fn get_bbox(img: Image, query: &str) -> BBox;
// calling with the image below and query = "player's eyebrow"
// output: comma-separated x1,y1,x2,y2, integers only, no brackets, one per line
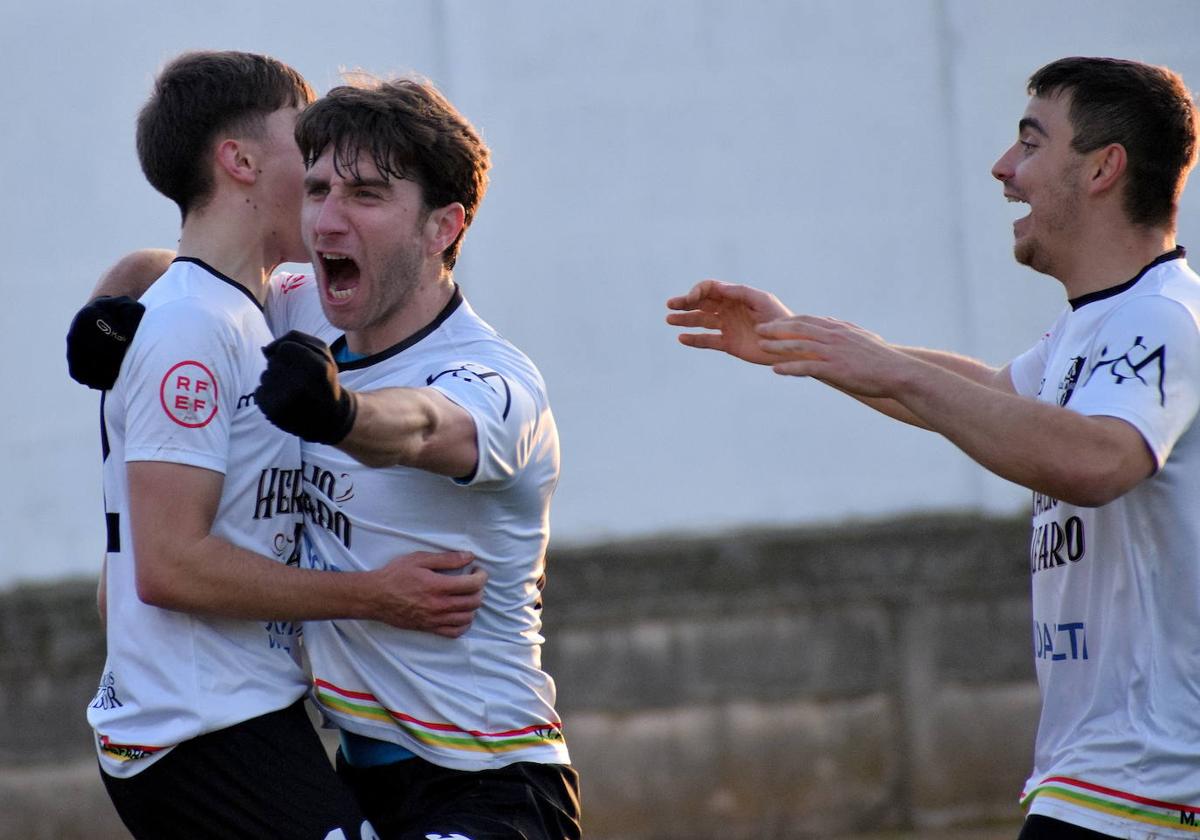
1019,116,1049,137
344,177,392,190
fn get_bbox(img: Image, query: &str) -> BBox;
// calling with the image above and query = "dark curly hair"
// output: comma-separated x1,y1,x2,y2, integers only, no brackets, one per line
295,75,491,270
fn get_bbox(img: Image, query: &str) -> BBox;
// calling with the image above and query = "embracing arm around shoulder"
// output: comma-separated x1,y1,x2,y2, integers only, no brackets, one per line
66,249,177,390
339,387,479,478
90,249,177,301
128,461,484,634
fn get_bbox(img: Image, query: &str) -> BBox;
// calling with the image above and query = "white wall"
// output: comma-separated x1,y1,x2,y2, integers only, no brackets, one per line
4,0,1199,584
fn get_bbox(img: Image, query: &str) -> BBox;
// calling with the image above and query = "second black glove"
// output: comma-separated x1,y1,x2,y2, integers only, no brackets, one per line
255,330,358,444
66,295,145,390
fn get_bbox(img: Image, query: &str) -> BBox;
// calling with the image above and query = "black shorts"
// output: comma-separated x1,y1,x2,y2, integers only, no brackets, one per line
1018,815,1120,839
101,700,377,839
335,749,581,840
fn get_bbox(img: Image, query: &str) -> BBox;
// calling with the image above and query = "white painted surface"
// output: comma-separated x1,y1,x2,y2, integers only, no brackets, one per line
4,0,1199,584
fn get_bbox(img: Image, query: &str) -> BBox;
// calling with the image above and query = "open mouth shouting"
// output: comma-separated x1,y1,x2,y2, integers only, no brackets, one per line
319,252,361,302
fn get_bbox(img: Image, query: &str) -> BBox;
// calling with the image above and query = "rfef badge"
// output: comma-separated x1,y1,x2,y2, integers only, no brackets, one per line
159,360,219,428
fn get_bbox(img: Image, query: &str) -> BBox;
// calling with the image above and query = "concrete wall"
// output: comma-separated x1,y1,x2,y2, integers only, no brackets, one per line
0,514,1038,838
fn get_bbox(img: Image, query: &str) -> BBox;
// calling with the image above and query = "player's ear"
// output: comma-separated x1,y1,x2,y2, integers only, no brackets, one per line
1086,143,1126,197
213,138,258,187
424,202,466,259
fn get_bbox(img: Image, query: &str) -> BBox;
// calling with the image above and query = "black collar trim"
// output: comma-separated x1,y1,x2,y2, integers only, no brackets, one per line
171,256,263,312
332,286,464,371
1068,246,1186,311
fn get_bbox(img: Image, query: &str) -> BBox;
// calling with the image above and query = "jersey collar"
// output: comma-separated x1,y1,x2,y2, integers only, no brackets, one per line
1068,246,1186,311
171,256,265,312
331,285,464,371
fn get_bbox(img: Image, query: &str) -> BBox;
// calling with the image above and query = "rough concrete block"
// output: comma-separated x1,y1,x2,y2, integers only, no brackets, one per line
568,695,900,839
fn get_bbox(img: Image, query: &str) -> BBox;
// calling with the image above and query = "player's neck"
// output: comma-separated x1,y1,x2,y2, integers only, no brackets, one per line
176,194,285,306
345,271,456,356
1054,222,1176,300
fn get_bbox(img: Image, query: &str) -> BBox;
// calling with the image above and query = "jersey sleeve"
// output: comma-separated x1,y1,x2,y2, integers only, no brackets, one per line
1008,313,1064,398
423,360,543,487
264,271,341,343
119,302,239,473
1070,295,1200,467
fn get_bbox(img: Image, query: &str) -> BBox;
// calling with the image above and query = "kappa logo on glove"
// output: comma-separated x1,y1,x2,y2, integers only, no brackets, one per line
160,361,219,428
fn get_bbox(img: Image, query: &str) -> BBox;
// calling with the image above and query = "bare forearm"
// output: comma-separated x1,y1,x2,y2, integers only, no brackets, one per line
894,362,1150,505
840,348,1006,429
137,534,383,622
757,315,1147,503
340,387,477,477
339,387,433,467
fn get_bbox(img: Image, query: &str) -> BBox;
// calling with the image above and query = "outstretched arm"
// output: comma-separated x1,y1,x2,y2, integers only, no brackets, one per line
666,280,1012,427
340,387,478,476
254,331,479,477
757,315,1154,506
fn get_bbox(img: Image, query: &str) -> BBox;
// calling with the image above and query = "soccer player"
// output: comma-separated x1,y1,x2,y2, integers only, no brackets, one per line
88,51,483,839
253,76,581,840
669,57,1200,840
72,74,581,839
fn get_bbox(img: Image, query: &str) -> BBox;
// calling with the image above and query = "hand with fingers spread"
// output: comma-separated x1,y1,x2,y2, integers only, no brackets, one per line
756,315,915,398
666,280,793,365
369,550,487,638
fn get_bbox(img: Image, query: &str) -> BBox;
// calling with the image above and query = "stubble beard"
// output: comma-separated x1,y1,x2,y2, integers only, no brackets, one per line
351,239,425,339
1013,161,1083,277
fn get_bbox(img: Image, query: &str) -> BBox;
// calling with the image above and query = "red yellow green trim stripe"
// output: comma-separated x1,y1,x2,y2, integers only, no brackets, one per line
98,734,166,762
313,678,566,755
1023,776,1200,833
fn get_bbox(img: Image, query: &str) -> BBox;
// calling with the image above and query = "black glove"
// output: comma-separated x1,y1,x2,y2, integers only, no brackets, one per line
255,330,358,444
66,296,146,390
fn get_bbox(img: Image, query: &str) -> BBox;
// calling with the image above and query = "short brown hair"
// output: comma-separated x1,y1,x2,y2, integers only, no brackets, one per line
295,76,491,270
1029,57,1198,230
136,50,314,221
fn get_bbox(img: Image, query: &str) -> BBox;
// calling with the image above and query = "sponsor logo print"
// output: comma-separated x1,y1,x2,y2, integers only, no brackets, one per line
427,365,512,420
159,360,219,427
281,274,308,294
1055,356,1086,406
90,671,123,710
1085,336,1168,405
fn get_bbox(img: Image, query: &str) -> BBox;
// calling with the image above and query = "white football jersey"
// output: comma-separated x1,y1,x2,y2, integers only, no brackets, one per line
91,258,308,778
268,275,570,771
1009,249,1200,837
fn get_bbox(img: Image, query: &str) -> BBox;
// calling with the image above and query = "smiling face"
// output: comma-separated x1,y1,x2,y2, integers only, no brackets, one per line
991,93,1087,277
301,146,433,352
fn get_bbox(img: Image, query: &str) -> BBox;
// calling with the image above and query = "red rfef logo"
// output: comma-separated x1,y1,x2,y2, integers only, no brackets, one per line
159,361,219,428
